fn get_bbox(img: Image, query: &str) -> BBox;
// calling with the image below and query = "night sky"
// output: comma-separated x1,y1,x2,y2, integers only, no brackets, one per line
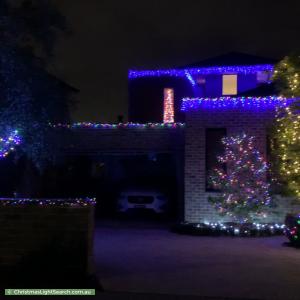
52,0,300,123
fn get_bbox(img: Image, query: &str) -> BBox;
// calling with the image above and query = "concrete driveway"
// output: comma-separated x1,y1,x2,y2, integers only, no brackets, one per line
94,220,300,300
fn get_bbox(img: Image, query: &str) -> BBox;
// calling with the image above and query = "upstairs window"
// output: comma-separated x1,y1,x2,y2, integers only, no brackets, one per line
222,74,237,95
257,71,271,83
196,77,206,85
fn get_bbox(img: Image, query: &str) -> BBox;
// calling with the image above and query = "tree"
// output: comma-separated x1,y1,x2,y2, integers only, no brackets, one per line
271,54,300,199
273,54,300,97
0,0,74,170
208,133,272,222
0,0,67,59
0,130,21,158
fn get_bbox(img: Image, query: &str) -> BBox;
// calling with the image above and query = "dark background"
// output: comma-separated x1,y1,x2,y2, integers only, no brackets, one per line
51,0,300,123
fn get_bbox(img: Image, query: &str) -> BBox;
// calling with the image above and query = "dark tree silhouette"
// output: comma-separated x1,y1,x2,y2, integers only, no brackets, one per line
0,0,75,170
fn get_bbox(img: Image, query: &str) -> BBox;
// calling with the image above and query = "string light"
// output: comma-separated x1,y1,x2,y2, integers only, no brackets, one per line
52,122,185,129
273,56,300,96
163,88,175,123
0,197,96,207
273,104,300,198
0,130,21,158
176,222,285,237
285,214,300,244
208,133,272,222
185,70,196,86
129,65,274,79
181,96,297,111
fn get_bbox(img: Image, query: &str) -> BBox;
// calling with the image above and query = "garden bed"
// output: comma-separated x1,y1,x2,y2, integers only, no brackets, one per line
172,222,285,237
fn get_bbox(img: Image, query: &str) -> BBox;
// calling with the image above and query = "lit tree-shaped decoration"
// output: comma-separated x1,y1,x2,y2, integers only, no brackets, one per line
163,88,174,123
271,54,300,199
208,133,272,222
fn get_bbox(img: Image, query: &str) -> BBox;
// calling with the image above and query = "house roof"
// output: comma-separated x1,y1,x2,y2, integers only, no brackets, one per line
180,52,278,69
128,52,276,79
46,73,79,93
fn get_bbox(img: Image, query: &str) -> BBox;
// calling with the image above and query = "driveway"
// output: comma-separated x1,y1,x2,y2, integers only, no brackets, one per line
94,220,300,300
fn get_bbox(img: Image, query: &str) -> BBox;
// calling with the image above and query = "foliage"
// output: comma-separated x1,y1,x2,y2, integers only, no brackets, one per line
0,0,73,170
273,54,300,97
208,133,272,222
0,0,67,59
0,130,21,158
271,54,300,199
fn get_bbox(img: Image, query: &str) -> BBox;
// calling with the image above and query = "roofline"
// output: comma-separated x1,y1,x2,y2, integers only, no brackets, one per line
181,96,297,111
45,73,80,93
180,51,278,69
128,64,274,79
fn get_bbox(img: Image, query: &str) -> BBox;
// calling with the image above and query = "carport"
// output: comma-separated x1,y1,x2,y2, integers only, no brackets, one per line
56,124,185,220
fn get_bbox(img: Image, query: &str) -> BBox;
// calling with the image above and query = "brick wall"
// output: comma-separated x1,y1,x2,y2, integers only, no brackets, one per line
184,109,300,223
0,201,95,276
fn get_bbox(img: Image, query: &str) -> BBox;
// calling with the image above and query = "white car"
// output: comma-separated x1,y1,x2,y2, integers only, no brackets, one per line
117,189,168,214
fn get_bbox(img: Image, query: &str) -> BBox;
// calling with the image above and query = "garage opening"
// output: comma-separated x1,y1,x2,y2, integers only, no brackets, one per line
39,153,184,222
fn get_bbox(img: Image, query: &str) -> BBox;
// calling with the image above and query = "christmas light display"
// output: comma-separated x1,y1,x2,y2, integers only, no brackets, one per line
273,55,300,97
181,96,296,111
52,122,185,129
0,197,96,207
185,70,196,86
208,133,272,222
174,221,285,237
284,213,300,244
129,64,274,79
271,55,300,199
163,88,175,123
272,103,300,198
0,130,21,158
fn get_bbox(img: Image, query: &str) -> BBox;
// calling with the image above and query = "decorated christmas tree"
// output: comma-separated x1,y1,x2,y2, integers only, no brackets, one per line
208,133,272,222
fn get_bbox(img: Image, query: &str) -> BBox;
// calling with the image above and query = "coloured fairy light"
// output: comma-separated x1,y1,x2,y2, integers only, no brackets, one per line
178,221,285,237
0,130,21,158
184,70,196,86
52,122,185,129
208,133,272,222
285,214,300,244
163,88,175,123
128,64,274,79
0,197,96,207
181,96,297,111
